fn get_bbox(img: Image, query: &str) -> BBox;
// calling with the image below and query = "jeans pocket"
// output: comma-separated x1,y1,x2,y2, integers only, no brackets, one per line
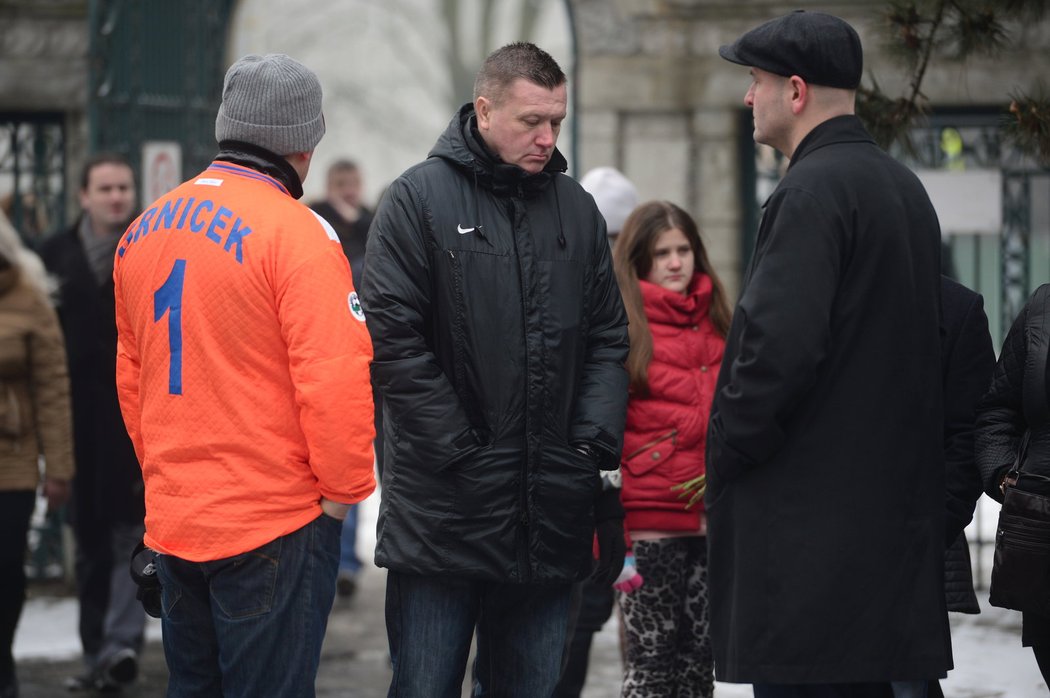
211,539,281,620
160,574,183,618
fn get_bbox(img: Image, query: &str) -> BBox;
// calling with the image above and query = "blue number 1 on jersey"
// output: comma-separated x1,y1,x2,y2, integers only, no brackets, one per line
154,259,186,395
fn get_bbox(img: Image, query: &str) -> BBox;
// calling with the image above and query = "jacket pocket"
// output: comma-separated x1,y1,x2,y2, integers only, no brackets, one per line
0,381,23,438
622,430,677,477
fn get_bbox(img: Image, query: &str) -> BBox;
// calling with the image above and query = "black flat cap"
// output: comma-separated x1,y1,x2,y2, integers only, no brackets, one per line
719,10,863,89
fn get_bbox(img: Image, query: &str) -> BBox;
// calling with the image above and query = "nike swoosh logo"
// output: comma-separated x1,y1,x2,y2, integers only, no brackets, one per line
457,224,475,235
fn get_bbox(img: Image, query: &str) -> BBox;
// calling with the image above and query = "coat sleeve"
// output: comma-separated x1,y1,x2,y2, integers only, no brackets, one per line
276,240,377,505
27,291,75,482
360,177,483,471
975,300,1030,501
942,290,995,544
706,188,841,483
570,209,629,469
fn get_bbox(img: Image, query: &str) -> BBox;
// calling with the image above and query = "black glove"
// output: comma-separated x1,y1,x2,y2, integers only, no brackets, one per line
591,487,627,587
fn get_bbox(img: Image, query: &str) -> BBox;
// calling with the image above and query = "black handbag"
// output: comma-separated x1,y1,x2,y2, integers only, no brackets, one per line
987,455,1050,615
989,284,1050,614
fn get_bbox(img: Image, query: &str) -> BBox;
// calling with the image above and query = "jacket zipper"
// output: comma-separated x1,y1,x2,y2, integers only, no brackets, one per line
512,196,532,583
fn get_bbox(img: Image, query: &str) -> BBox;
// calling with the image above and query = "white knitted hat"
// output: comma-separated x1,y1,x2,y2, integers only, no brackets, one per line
580,167,638,236
215,54,325,155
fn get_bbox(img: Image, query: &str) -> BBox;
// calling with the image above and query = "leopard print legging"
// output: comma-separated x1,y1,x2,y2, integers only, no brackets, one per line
618,536,714,698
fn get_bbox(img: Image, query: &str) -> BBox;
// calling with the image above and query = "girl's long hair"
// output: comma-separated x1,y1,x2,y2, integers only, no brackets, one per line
611,200,731,394
0,208,57,301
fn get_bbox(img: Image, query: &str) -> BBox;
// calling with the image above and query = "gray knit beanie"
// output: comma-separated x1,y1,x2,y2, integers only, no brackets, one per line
215,54,325,155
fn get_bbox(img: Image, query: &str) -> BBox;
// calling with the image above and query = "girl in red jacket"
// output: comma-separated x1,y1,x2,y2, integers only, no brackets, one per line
611,201,730,697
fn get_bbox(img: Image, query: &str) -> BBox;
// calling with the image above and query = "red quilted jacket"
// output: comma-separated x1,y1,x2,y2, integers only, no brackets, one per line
620,273,725,534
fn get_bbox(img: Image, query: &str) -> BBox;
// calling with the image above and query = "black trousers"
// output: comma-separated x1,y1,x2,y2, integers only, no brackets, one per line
0,490,37,685
554,575,615,697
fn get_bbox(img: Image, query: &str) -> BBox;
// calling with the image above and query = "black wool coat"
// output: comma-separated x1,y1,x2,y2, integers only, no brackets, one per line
39,223,144,528
705,115,952,683
940,276,995,613
361,105,629,583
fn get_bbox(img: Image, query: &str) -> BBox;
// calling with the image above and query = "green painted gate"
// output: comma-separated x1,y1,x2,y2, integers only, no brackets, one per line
88,0,236,204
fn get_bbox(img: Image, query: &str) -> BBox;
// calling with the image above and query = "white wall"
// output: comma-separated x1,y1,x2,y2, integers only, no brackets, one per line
228,0,573,206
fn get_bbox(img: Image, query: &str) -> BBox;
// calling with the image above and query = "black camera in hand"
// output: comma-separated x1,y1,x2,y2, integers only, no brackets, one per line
129,541,162,619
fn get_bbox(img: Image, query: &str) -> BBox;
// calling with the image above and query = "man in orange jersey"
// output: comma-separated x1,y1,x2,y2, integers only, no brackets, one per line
112,54,376,697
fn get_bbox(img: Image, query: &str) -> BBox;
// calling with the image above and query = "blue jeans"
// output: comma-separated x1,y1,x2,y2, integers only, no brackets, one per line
339,504,362,575
156,514,341,698
385,571,573,698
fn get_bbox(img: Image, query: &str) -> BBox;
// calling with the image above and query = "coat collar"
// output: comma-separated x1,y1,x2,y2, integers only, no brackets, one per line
428,103,567,198
640,273,713,326
788,114,876,170
214,141,303,199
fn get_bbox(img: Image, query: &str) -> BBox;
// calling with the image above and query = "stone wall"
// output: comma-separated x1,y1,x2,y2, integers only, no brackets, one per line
2,0,1047,283
572,0,1050,295
0,0,89,217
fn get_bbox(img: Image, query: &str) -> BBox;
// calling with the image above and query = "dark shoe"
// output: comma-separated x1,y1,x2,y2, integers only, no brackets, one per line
336,572,358,599
64,668,120,693
101,648,138,687
63,670,97,692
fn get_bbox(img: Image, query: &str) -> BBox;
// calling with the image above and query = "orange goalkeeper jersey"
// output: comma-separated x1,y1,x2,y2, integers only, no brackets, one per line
114,161,376,562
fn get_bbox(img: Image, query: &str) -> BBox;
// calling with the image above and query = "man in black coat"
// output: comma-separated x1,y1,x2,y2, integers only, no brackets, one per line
361,43,629,697
38,153,145,692
707,11,951,695
930,277,995,696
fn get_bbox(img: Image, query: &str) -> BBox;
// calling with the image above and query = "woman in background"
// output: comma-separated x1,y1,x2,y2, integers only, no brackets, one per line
0,210,74,698
975,282,1050,685
611,201,730,697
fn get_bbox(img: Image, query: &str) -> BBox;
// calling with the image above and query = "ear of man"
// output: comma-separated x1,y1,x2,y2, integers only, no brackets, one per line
475,96,492,131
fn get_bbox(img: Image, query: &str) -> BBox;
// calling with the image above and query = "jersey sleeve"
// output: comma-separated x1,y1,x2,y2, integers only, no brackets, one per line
276,224,376,505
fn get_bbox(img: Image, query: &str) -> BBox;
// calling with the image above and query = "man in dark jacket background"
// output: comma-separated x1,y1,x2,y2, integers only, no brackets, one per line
932,276,995,696
361,42,629,697
39,153,145,693
706,11,952,696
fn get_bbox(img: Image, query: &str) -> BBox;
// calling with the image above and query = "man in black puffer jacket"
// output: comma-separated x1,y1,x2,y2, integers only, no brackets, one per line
360,42,629,697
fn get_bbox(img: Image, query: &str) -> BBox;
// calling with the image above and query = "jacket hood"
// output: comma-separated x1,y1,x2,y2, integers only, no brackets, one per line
428,103,568,198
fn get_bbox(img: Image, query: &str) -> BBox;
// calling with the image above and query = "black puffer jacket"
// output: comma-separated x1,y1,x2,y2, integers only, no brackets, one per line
976,284,1050,497
361,104,629,583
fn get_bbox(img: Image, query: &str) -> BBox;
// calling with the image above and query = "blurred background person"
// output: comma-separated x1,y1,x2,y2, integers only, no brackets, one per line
611,201,730,697
38,153,145,692
0,209,74,698
927,276,995,697
580,167,638,249
310,158,379,602
555,166,639,698
311,159,374,285
976,282,1050,685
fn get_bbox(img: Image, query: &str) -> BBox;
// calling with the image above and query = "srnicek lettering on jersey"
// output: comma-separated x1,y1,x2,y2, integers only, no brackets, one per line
117,191,252,264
